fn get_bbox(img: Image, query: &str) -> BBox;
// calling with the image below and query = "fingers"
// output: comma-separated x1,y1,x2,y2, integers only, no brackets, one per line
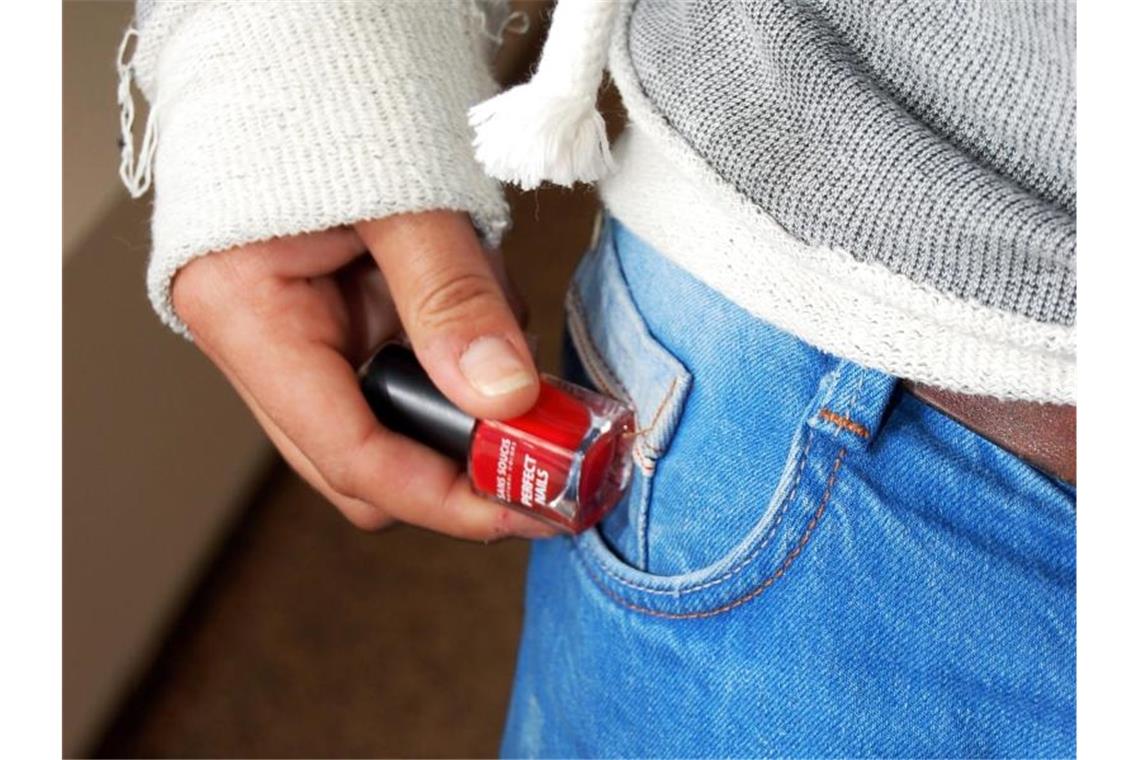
334,256,400,365
218,354,395,532
237,329,552,540
174,228,555,541
356,212,539,421
485,248,530,327
188,281,552,540
256,226,369,279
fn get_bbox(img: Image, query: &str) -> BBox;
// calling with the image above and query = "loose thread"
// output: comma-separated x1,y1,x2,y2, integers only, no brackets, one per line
116,26,157,198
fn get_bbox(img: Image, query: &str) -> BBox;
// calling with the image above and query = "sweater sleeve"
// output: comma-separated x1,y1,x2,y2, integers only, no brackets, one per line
126,0,511,336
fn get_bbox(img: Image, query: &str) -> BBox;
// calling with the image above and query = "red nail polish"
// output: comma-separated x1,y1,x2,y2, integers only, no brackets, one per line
360,344,634,534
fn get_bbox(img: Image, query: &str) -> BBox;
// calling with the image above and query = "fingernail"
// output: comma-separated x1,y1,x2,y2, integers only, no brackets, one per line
514,520,560,540
459,336,535,397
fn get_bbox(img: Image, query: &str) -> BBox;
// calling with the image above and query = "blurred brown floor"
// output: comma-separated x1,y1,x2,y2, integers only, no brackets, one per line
92,184,601,759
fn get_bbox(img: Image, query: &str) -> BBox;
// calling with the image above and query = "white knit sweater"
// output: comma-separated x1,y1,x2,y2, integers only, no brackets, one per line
124,0,1074,403
125,0,511,337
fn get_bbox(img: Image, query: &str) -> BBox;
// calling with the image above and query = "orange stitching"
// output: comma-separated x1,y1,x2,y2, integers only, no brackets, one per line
569,286,677,451
818,409,870,439
632,442,652,472
627,377,680,456
593,430,816,595
567,285,681,465
565,307,653,472
573,324,622,399
567,287,630,399
581,448,847,620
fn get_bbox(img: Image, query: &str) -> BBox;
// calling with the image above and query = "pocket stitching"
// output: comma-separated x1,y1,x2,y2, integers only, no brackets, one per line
565,298,651,473
566,284,631,401
564,294,648,471
577,447,847,619
584,429,817,596
627,376,681,456
566,283,682,472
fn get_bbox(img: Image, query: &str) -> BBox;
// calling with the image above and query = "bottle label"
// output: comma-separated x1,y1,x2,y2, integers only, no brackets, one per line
519,453,551,507
466,378,633,533
481,432,558,508
494,437,514,502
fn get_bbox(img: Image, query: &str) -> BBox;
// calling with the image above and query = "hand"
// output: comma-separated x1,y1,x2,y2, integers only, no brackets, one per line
172,211,555,540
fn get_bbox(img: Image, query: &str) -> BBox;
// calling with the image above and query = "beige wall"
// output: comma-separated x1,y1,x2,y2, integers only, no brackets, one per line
63,2,271,755
63,1,133,256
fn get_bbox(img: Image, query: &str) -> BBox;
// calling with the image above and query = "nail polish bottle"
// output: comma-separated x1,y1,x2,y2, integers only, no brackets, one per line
360,343,635,534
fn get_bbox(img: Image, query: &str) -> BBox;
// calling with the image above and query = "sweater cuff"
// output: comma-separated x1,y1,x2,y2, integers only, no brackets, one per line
132,1,511,336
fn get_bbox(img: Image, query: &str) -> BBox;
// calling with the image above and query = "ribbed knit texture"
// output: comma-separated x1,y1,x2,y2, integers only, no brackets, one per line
130,0,510,336
627,0,1076,327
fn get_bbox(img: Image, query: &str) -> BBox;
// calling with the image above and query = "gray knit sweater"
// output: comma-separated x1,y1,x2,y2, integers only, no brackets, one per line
628,0,1075,326
600,0,1074,401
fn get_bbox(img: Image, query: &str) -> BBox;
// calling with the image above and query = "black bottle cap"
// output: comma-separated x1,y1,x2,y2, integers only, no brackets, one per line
359,343,476,462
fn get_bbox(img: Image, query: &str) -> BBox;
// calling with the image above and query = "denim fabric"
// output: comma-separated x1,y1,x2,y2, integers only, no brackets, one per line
500,217,1075,758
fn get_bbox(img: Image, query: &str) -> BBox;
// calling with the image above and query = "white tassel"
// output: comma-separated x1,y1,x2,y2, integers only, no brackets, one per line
469,0,621,190
117,26,158,198
470,88,611,190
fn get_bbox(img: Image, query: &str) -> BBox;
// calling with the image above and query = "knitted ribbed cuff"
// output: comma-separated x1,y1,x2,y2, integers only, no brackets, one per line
132,1,511,336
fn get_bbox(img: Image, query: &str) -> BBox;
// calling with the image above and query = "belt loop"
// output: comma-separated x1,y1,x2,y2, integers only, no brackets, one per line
807,360,897,451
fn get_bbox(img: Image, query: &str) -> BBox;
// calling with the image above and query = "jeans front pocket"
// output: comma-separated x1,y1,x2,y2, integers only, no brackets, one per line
504,220,1072,759
562,216,898,618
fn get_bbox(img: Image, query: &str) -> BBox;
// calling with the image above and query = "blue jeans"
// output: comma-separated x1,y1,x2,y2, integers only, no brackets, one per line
500,216,1075,758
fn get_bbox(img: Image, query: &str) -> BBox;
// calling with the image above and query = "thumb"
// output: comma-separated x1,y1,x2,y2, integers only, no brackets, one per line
356,211,540,420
